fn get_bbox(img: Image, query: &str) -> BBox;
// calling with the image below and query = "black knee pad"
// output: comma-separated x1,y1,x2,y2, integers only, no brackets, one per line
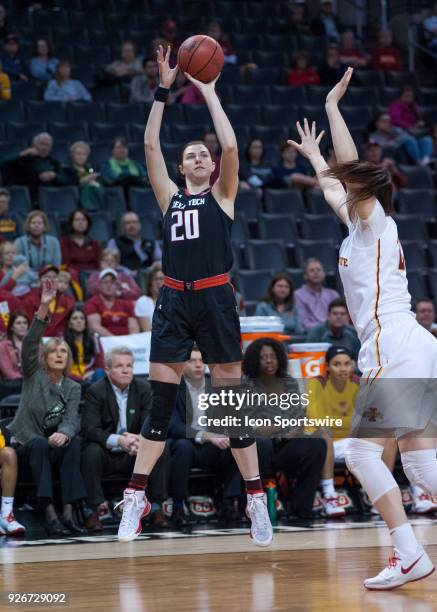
230,436,255,449
141,380,179,442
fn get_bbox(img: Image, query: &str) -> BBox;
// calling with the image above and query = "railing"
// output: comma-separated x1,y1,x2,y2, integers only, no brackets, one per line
407,24,437,76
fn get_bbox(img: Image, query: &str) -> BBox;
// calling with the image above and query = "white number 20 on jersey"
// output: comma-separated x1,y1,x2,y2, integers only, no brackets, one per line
171,210,200,242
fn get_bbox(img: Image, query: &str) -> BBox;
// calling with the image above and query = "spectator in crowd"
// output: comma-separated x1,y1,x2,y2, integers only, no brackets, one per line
86,249,142,301
44,60,91,102
22,265,74,337
415,298,437,338
255,273,304,335
0,58,10,99
168,346,242,525
0,242,35,295
422,1,437,53
61,210,102,279
272,142,319,190
57,270,73,298
0,188,20,241
371,29,402,71
15,210,61,273
0,4,9,40
282,3,311,35
64,308,103,383
85,268,139,337
306,346,359,517
338,30,367,68
0,311,28,384
371,110,433,167
363,140,408,195
130,58,159,104
8,278,86,536
389,87,433,164
1,132,66,191
81,346,168,529
159,18,181,65
295,258,340,331
29,38,59,81
244,338,327,519
0,285,20,339
100,138,148,190
203,131,220,185
105,40,143,82
206,21,237,64
0,421,26,535
0,33,28,81
239,138,273,191
311,1,343,41
180,80,205,105
64,141,103,211
307,298,361,361
288,51,320,87
318,44,344,86
107,211,159,272
135,266,164,332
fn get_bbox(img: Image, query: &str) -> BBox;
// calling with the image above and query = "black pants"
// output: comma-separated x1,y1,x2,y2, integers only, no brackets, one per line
81,441,169,509
17,435,86,506
168,438,242,503
256,436,327,518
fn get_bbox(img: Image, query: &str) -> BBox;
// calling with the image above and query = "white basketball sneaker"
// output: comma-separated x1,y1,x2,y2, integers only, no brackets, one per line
0,512,25,536
116,489,151,542
322,496,346,518
364,547,435,590
412,492,435,515
246,493,273,547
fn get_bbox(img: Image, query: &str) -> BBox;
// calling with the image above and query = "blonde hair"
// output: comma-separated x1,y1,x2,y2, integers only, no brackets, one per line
58,270,72,283
40,338,73,376
100,248,120,265
24,210,49,234
70,141,90,157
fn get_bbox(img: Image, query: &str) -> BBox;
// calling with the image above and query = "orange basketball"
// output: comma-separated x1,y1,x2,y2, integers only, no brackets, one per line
177,34,224,83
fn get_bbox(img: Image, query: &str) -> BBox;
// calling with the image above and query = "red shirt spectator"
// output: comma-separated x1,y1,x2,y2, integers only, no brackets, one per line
0,311,29,380
371,30,402,71
86,249,141,301
0,287,20,338
61,210,102,274
288,52,320,87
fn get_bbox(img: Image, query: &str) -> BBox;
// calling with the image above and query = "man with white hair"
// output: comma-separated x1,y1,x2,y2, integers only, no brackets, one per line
81,346,168,530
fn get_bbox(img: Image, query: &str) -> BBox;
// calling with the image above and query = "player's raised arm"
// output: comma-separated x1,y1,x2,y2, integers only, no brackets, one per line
325,67,358,163
184,72,238,218
289,119,348,224
144,45,179,214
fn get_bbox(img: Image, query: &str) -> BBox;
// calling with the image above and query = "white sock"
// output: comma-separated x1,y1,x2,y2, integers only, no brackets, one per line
390,522,420,558
321,478,336,498
1,496,13,518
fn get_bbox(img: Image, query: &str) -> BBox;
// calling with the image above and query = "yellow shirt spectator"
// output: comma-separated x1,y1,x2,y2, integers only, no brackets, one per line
0,71,11,100
306,375,358,439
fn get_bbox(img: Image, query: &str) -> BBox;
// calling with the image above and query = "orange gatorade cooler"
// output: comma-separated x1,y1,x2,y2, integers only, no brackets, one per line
240,317,291,351
288,343,332,379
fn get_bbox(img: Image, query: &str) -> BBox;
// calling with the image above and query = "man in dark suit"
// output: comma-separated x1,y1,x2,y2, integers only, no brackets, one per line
81,346,167,530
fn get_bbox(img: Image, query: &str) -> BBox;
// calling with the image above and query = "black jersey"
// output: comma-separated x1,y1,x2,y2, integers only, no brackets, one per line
162,188,234,281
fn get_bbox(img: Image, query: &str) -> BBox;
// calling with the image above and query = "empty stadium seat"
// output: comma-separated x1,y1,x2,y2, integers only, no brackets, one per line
295,239,338,273
184,105,213,125
129,187,162,218
394,215,429,242
428,241,437,268
48,122,89,142
171,124,210,144
407,270,429,302
231,215,249,245
343,86,380,107
233,85,271,105
235,190,262,221
339,106,372,131
263,105,298,127
264,189,304,218
246,68,280,86
353,70,385,88
285,268,304,288
300,214,344,245
87,212,113,242
6,122,43,143
0,101,25,122
306,86,332,105
137,214,161,241
428,269,437,300
101,186,127,216
245,239,288,270
398,166,434,190
401,241,427,270
306,189,329,214
39,186,79,217
251,124,288,144
26,101,67,123
67,102,106,123
106,103,145,125
90,143,113,167
8,186,32,215
226,105,262,126
270,86,307,106
258,213,298,242
398,189,436,218
385,71,417,88
235,269,273,301
90,123,130,142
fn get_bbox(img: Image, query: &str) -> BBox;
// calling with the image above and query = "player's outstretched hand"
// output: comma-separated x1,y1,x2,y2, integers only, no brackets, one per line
288,118,324,161
326,66,353,106
184,71,220,95
157,44,178,89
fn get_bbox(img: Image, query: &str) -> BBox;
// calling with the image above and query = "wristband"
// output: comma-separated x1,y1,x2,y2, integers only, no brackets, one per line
154,86,170,103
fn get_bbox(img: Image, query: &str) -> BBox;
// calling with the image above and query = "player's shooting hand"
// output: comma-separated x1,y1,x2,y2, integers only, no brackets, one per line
157,44,178,89
326,66,353,106
288,118,324,161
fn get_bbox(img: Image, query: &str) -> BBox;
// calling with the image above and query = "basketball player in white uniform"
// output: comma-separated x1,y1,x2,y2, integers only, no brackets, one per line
289,67,437,590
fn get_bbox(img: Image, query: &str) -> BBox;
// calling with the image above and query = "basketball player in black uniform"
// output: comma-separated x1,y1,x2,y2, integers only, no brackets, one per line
117,45,273,546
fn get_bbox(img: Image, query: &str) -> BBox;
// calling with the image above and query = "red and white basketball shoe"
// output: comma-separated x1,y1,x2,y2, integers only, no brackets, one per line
364,547,435,590
116,489,151,542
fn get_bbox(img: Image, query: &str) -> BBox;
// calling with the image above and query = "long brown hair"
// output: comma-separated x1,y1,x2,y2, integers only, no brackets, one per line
263,273,295,310
322,160,393,222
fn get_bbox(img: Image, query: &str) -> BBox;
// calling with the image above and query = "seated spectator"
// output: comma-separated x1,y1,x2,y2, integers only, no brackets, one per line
8,277,86,536
135,265,164,332
104,40,142,82
318,44,344,86
239,138,273,191
168,346,242,525
371,30,402,71
0,242,36,295
159,18,181,66
1,132,67,191
338,30,367,68
0,188,20,241
389,87,433,164
86,249,141,301
203,131,220,186
363,140,408,195
0,33,28,81
311,1,343,41
295,258,340,331
307,298,361,361
84,268,139,337
306,346,358,517
244,338,327,519
107,211,159,273
272,142,318,190
29,38,59,81
57,270,74,298
0,310,28,382
100,138,148,190
370,111,433,166
415,298,437,338
423,1,437,53
206,21,237,65
0,4,8,40
0,285,20,339
64,141,103,211
21,265,74,337
288,51,320,87
180,81,205,105
281,3,311,35
255,273,304,335
44,60,91,102
64,308,103,383
0,58,10,99
61,210,102,280
15,210,61,273
130,58,159,104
